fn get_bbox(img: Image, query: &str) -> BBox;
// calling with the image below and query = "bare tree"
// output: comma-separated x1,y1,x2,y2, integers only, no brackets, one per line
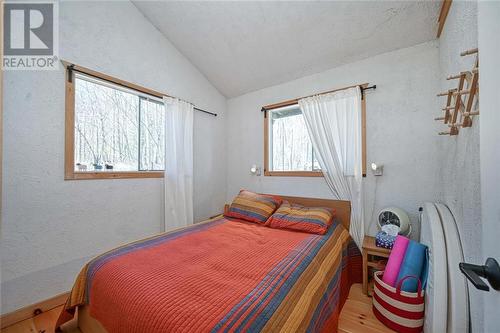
74,78,164,172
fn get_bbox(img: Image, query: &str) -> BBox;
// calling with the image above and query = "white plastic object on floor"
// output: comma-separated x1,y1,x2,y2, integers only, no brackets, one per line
435,203,469,333
419,202,448,333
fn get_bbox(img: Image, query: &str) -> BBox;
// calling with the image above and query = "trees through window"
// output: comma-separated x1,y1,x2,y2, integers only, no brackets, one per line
266,105,321,175
73,74,165,173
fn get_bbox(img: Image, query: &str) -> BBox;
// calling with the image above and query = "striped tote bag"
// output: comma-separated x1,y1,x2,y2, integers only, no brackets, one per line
372,271,425,333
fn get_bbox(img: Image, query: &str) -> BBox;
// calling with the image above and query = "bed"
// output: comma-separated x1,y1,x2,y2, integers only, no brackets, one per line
56,195,362,333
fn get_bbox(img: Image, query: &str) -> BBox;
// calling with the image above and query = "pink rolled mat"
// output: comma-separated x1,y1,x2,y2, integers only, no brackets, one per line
382,235,410,287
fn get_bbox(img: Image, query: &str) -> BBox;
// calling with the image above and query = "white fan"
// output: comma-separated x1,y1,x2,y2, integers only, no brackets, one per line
377,207,411,236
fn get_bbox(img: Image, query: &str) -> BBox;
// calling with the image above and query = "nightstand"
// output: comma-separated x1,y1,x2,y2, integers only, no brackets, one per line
362,236,392,295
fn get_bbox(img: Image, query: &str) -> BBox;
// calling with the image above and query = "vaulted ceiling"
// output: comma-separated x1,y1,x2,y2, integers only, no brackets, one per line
134,1,441,98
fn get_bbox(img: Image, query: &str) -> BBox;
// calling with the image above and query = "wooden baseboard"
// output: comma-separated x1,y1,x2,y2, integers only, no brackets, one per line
0,291,69,329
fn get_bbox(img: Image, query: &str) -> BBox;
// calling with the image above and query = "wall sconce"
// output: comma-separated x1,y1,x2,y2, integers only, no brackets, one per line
250,164,261,176
371,162,384,176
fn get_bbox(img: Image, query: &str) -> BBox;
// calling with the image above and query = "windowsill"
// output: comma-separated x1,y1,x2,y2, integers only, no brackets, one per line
65,171,164,180
264,171,367,178
264,171,324,177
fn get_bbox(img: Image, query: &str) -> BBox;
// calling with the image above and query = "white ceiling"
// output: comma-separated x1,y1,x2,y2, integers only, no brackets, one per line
134,1,441,98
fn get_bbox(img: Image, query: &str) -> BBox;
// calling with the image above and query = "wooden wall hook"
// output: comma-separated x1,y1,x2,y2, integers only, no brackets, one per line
453,89,471,96
461,48,478,56
437,88,457,96
447,72,468,80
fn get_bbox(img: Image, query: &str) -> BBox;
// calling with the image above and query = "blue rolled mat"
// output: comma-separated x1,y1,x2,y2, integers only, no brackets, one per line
420,248,430,290
396,240,428,292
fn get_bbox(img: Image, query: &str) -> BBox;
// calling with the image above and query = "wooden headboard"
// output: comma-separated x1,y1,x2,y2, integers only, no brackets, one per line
225,194,351,231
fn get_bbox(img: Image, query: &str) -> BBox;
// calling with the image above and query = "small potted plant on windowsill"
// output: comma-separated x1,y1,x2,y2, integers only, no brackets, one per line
93,156,103,170
76,163,88,171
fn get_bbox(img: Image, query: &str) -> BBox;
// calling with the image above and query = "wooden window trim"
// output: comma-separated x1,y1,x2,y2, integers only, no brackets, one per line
263,84,367,177
264,170,324,177
64,61,164,180
437,0,452,38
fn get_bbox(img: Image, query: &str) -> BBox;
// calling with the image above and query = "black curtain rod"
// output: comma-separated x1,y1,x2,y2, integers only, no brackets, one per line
67,64,217,117
194,107,217,117
360,85,376,99
261,84,377,112
360,85,377,93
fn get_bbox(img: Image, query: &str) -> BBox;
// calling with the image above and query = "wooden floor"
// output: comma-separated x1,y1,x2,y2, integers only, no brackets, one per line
338,283,395,333
1,306,80,333
2,284,392,333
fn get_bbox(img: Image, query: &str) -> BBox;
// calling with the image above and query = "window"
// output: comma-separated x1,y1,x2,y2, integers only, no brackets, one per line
65,63,165,180
265,105,322,176
264,97,366,177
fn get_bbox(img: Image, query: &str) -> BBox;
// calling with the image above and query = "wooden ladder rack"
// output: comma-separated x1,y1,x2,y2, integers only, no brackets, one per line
435,48,479,136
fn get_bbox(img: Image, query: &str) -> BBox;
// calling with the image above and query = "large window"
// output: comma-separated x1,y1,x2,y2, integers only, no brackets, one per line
65,64,165,180
266,105,321,175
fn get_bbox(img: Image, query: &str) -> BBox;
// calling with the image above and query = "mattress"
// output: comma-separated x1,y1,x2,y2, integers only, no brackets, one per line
56,215,361,332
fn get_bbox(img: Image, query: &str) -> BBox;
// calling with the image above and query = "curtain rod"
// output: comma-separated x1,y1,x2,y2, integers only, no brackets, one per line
64,61,217,117
261,83,377,112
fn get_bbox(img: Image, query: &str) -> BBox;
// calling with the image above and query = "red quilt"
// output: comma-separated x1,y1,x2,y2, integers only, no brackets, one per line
57,216,361,332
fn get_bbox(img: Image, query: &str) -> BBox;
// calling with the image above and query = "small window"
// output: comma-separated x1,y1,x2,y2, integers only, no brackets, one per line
65,65,165,180
264,101,366,177
265,105,322,177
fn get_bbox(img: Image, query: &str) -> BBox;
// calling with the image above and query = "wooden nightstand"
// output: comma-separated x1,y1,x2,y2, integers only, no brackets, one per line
362,236,392,295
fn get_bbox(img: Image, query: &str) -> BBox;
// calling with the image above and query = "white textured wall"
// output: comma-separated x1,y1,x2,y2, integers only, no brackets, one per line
226,41,441,238
1,1,227,314
478,1,500,331
437,2,482,331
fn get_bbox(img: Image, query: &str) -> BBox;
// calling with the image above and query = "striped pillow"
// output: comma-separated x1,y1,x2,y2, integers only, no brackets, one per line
224,190,282,224
266,201,335,235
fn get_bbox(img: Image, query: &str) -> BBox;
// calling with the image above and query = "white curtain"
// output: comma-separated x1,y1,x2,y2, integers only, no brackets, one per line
163,97,194,231
298,87,364,247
